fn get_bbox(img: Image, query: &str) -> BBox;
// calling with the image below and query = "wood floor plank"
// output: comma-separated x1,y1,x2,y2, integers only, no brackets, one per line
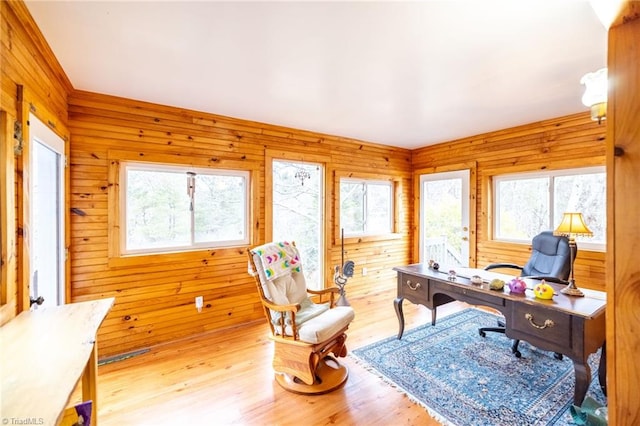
70,287,469,425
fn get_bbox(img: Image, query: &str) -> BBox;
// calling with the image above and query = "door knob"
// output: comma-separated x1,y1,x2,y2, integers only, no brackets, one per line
30,296,44,307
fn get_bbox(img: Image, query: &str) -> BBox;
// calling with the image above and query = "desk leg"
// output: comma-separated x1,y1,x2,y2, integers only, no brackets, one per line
598,342,607,396
394,297,405,339
82,344,98,426
572,358,591,406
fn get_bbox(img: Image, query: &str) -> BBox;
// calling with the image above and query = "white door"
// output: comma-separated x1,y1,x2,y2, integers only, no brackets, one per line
271,160,324,290
29,114,65,308
420,170,470,267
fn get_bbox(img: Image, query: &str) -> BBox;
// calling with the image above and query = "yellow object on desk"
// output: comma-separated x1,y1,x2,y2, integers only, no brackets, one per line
534,281,556,300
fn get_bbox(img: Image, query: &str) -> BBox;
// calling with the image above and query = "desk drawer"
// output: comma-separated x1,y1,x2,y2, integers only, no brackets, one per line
398,273,429,305
442,284,504,308
511,304,570,345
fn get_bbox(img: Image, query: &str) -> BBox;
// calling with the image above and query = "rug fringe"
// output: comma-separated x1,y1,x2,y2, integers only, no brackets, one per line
350,352,457,426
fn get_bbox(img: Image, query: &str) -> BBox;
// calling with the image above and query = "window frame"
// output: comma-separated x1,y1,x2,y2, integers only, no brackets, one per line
333,170,402,244
106,150,259,269
340,177,393,237
118,160,251,256
492,166,606,251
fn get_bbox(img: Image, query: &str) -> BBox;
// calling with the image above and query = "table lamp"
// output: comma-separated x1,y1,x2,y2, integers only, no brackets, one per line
553,212,593,297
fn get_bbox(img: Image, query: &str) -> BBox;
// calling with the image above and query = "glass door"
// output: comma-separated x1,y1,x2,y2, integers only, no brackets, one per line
271,160,323,290
29,114,65,308
420,169,470,267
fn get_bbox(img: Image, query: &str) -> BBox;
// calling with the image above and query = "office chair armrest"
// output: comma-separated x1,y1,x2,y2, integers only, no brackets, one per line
484,263,524,272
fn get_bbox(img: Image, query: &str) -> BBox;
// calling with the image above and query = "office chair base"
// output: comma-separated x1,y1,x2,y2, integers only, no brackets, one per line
478,325,522,357
479,327,564,360
275,356,348,395
478,327,505,338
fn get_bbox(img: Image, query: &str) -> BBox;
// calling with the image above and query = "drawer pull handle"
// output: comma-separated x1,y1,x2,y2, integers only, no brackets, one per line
525,313,555,330
406,280,421,291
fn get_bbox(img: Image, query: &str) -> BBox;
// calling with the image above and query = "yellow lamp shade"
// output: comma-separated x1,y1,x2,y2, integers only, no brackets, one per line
554,212,593,237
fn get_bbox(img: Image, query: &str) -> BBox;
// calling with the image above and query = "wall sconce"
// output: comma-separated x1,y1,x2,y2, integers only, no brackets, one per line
580,68,607,124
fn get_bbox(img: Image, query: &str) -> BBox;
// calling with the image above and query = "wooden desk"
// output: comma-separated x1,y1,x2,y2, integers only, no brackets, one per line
1,298,114,425
393,264,606,406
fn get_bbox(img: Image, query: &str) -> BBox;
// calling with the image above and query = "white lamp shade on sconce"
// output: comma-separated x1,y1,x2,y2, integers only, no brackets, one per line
581,68,608,107
580,68,607,123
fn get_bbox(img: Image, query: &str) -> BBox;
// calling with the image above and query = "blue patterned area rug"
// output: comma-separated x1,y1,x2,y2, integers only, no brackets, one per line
352,308,605,426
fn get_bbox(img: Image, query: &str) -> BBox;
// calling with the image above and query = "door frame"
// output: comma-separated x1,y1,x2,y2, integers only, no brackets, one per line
413,162,477,266
0,111,18,323
17,87,70,311
29,113,66,306
265,149,330,288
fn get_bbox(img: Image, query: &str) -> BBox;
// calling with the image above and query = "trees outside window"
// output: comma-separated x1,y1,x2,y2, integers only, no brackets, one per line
494,167,605,249
122,162,249,254
340,179,392,236
272,160,323,289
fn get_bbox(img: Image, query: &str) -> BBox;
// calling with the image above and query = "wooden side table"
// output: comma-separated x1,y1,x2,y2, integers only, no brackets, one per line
1,298,114,425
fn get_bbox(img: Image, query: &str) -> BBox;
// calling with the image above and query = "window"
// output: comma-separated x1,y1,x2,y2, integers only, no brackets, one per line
494,167,605,250
271,159,324,289
121,162,249,254
340,179,392,236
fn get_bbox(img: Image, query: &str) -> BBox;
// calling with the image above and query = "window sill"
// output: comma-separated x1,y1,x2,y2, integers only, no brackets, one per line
340,233,403,245
107,246,247,269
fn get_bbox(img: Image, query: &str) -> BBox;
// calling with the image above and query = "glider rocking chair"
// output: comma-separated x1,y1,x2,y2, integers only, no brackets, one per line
248,241,355,394
479,231,574,358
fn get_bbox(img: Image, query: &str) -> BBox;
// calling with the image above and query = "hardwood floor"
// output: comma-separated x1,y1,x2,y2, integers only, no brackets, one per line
80,288,470,425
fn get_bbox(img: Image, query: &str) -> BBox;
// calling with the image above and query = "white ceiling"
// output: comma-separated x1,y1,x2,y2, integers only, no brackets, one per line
25,1,607,149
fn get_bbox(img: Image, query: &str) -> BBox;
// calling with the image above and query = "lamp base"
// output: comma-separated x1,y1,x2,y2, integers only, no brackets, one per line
561,280,585,297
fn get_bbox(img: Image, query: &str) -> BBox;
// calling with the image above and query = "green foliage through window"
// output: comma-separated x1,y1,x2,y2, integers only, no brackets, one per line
272,161,322,289
340,179,392,236
122,162,249,254
494,167,605,249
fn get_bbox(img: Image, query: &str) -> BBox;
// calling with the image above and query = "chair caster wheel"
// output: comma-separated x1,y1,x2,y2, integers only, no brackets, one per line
554,352,563,360
479,330,486,338
514,350,522,358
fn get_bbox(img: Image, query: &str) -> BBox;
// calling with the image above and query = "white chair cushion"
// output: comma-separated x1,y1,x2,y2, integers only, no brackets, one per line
297,306,355,344
271,298,330,327
266,272,307,305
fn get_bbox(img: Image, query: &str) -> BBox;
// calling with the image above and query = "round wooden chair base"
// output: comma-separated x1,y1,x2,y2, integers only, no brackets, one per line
275,357,348,395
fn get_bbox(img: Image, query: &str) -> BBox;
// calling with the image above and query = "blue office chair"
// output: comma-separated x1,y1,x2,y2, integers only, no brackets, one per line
478,231,574,358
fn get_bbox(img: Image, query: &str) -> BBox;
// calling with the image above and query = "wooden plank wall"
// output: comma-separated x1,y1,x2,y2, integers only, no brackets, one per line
0,0,71,323
67,90,413,357
412,113,607,291
3,0,608,360
0,1,70,120
607,3,640,424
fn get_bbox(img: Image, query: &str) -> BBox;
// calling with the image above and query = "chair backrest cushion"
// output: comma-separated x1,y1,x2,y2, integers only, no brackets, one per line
522,231,573,280
266,271,308,306
250,242,330,329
